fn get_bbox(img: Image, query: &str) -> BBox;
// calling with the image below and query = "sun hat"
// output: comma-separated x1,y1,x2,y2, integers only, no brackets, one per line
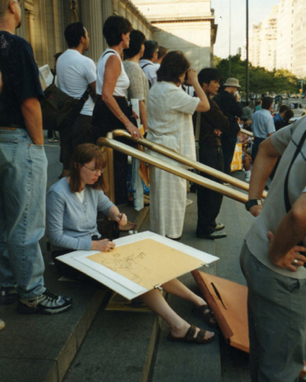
223,78,241,88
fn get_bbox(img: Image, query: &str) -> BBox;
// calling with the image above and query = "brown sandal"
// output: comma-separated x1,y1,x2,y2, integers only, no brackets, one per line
167,325,214,344
194,304,217,328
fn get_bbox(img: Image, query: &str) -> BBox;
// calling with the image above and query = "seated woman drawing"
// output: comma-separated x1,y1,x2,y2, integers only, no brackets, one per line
46,143,216,344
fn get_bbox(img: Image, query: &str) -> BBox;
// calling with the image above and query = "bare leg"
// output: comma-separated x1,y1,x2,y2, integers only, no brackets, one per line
139,289,214,339
161,279,217,327
161,279,206,308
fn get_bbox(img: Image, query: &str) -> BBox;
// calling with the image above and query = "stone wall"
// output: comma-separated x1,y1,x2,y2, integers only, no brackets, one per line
16,0,153,68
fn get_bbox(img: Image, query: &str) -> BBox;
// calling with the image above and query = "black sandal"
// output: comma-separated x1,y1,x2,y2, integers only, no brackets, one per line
193,304,218,328
167,325,214,344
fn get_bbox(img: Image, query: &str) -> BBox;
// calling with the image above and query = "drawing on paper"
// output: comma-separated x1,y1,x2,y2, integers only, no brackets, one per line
87,238,203,290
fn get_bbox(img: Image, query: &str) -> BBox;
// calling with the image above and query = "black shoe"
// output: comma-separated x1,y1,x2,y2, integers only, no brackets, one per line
0,286,18,305
214,223,225,231
18,289,72,315
197,231,227,240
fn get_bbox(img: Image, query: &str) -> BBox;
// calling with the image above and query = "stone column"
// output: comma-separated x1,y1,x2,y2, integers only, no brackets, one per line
81,0,104,63
16,1,27,39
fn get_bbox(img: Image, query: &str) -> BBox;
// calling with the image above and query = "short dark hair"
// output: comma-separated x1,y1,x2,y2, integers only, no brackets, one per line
157,51,190,83
103,16,133,47
245,101,250,107
124,30,146,59
54,52,63,60
262,97,273,110
142,40,159,60
284,109,294,123
279,104,289,114
198,68,221,86
64,22,85,48
158,46,168,60
69,144,108,193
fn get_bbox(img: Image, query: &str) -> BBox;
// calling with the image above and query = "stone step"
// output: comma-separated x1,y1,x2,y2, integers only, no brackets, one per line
0,262,110,382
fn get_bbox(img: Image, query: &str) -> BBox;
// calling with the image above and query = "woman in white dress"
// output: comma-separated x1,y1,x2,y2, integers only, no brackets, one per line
147,51,210,239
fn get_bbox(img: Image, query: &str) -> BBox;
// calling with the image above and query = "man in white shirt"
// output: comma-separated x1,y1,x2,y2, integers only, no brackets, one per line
57,22,96,176
251,96,275,162
139,40,159,87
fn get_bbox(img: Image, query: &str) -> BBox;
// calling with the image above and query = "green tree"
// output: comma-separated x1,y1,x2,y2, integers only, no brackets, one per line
214,55,299,95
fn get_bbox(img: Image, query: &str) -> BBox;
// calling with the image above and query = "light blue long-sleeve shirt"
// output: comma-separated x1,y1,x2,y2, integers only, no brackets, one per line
46,178,114,251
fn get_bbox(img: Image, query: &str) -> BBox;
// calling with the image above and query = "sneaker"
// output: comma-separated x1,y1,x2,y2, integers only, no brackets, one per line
214,223,225,231
197,231,227,240
17,290,72,315
0,286,18,305
0,319,5,331
48,138,59,143
186,198,193,208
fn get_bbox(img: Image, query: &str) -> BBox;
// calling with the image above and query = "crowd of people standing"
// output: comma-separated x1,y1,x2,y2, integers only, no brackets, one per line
2,3,306,381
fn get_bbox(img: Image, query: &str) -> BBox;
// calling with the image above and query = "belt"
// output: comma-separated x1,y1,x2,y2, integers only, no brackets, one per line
0,127,17,130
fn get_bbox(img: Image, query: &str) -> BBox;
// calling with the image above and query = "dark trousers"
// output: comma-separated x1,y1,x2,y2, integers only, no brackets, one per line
60,114,94,170
222,139,236,175
240,242,306,382
197,145,224,235
91,98,136,205
251,137,265,163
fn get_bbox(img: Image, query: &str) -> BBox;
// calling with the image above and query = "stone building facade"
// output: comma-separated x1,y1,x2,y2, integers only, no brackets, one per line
132,0,217,71
16,0,216,72
17,0,153,68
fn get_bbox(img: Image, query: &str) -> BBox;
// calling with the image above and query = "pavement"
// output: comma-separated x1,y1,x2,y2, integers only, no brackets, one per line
0,133,254,382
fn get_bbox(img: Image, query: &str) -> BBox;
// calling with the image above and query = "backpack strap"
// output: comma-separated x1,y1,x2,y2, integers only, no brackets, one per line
284,128,306,213
141,62,153,69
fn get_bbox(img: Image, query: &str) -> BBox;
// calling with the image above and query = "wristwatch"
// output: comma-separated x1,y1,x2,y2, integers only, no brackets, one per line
245,199,263,211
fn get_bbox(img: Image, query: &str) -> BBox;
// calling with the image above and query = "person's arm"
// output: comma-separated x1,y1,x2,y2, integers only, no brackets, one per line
89,81,97,103
266,115,276,137
248,137,280,217
206,102,229,133
97,191,127,226
108,205,127,226
186,69,210,113
46,190,92,250
139,100,148,130
102,56,142,140
21,98,44,145
267,193,306,271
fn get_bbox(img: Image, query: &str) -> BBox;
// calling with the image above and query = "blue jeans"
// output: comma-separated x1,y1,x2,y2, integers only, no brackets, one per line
0,128,47,298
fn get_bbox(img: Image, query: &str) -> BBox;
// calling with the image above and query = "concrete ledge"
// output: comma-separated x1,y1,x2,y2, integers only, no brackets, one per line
0,263,110,382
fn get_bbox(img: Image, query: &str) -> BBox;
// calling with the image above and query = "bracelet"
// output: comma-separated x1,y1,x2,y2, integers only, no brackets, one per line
118,113,124,120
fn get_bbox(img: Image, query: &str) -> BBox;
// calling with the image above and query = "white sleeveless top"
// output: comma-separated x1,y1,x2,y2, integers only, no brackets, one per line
96,49,130,97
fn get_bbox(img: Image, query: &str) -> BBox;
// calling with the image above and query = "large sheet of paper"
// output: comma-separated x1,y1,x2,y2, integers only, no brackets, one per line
58,231,219,300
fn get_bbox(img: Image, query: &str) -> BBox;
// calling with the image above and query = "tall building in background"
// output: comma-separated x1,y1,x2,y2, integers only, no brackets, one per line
250,24,261,67
292,0,306,78
249,0,306,79
131,0,217,71
250,5,278,71
276,0,294,72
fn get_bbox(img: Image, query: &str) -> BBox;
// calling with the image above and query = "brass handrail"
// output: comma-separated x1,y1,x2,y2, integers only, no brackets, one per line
107,129,266,198
97,136,248,204
240,128,253,137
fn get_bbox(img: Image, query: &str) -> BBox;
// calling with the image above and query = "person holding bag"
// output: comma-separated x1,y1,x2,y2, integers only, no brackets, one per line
91,16,143,205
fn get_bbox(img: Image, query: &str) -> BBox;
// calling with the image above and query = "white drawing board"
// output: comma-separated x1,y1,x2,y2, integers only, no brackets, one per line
58,231,219,300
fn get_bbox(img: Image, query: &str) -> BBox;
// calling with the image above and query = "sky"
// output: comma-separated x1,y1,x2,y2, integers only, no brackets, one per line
211,0,280,58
